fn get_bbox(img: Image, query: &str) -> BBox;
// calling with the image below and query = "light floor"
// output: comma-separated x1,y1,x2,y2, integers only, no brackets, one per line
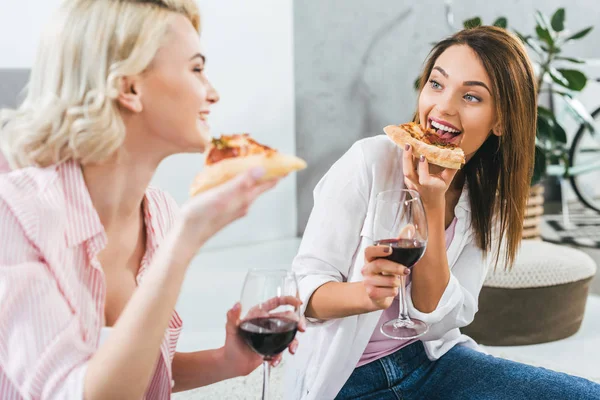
174,239,600,399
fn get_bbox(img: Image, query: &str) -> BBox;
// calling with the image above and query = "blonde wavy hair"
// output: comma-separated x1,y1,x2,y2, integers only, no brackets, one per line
0,0,200,169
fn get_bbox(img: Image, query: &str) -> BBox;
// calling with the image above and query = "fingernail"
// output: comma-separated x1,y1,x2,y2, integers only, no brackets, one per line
233,303,241,311
292,343,298,353
250,167,266,179
404,269,411,275
405,144,410,151
419,155,425,163
383,246,391,254
273,359,281,367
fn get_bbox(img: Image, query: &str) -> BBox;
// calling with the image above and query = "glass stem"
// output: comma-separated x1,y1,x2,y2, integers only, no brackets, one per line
398,274,412,322
261,360,270,400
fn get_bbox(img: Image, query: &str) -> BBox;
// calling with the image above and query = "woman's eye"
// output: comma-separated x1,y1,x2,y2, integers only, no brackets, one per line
464,94,481,103
429,79,442,90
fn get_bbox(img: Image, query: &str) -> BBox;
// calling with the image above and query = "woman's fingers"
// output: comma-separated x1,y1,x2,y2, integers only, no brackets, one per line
363,273,403,288
362,258,410,277
417,155,430,185
364,245,392,263
402,144,419,185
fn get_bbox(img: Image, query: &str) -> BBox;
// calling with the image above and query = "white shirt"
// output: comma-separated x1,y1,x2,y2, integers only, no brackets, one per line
285,135,492,400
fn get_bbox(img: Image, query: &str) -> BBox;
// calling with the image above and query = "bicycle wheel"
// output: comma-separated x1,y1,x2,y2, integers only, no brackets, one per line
569,106,600,212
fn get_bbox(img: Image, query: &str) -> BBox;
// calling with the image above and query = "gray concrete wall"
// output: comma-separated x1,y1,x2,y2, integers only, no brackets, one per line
294,0,600,234
0,69,29,108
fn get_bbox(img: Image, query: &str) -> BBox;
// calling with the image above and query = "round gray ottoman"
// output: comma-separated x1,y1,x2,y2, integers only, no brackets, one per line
462,240,597,346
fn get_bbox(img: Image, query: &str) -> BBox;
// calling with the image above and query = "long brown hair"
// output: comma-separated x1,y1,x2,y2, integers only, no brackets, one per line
416,26,537,269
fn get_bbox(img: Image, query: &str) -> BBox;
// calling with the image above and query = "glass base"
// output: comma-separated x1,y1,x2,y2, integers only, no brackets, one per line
380,318,429,340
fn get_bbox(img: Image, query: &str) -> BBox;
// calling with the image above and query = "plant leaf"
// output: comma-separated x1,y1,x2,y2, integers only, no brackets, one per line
548,67,587,91
537,113,554,141
536,25,554,47
536,108,567,145
556,69,587,91
537,106,554,119
550,8,565,32
540,44,561,54
535,11,551,31
493,17,508,29
555,56,586,64
548,67,569,87
566,26,593,41
552,119,568,144
550,89,573,98
414,76,421,91
532,145,547,185
463,17,482,29
526,39,545,56
514,30,531,44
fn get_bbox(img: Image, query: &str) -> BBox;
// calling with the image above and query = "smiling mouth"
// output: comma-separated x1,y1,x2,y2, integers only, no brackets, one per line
427,118,463,145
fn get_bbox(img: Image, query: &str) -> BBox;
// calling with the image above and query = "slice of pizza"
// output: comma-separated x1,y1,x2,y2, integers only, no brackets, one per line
190,134,307,196
383,122,465,169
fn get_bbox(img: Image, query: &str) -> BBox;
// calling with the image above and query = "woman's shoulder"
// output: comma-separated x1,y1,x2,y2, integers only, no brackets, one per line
0,164,61,213
332,134,402,179
0,163,59,196
352,134,402,164
0,164,63,243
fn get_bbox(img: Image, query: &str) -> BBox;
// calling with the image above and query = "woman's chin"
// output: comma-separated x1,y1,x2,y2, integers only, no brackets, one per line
195,129,212,153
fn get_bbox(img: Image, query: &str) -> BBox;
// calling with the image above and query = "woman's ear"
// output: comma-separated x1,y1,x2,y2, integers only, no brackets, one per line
117,76,143,113
492,121,502,137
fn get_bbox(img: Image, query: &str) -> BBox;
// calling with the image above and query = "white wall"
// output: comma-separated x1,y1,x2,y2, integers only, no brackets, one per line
0,0,62,68
155,0,297,250
0,0,298,250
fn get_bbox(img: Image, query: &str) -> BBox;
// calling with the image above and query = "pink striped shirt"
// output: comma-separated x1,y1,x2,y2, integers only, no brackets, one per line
0,160,183,399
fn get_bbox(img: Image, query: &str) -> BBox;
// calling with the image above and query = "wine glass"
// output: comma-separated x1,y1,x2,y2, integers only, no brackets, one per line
373,189,429,340
238,269,300,400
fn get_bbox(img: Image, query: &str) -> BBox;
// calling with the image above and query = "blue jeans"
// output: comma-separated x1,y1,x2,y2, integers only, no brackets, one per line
336,341,600,400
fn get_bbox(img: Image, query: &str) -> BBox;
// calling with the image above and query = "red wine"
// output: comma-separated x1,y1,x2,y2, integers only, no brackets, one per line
238,317,298,358
375,238,426,268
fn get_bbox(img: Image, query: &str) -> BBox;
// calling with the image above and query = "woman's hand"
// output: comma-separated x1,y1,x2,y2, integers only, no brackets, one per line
221,298,306,377
402,144,458,208
178,167,279,251
361,246,410,312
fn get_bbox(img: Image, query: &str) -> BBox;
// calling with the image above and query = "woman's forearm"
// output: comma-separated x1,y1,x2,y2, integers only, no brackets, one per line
410,203,451,313
84,221,200,400
172,348,236,392
305,282,375,320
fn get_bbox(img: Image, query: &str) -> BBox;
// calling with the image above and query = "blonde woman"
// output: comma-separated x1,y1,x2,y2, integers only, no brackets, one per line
0,0,302,399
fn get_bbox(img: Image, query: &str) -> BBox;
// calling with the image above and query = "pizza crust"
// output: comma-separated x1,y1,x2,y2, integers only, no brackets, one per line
383,124,465,169
190,152,307,196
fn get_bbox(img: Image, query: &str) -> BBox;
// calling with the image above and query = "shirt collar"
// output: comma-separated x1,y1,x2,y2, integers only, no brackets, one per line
60,160,107,249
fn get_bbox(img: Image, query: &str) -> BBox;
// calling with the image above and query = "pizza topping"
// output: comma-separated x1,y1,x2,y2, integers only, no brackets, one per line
206,146,241,165
422,132,458,148
205,134,275,165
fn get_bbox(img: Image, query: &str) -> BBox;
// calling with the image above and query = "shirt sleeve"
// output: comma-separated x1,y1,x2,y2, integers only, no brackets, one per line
293,142,370,325
405,236,491,341
0,199,92,399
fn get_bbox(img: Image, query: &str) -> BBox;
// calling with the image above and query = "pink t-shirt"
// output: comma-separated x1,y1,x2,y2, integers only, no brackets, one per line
357,217,458,367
